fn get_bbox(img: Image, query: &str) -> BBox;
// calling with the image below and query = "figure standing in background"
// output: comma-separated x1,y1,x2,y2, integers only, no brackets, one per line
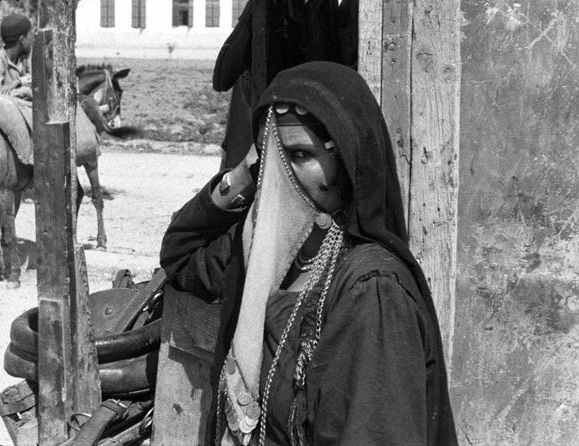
0,13,33,100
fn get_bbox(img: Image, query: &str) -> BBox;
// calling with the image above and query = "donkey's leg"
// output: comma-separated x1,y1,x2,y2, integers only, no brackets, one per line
83,161,107,249
0,188,21,287
14,190,21,215
0,219,5,281
76,174,85,218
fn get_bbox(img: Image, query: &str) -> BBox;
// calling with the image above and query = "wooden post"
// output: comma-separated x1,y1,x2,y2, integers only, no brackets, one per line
359,0,412,224
33,2,101,443
151,287,221,445
409,0,460,368
358,0,461,368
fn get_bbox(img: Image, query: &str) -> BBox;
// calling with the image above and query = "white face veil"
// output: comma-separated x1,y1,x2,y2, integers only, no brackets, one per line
219,106,345,446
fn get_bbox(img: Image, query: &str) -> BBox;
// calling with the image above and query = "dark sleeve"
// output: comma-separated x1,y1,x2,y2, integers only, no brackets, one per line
159,173,248,301
308,274,432,446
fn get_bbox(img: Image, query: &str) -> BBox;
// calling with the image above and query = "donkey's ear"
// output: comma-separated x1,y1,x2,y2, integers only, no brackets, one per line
113,68,130,80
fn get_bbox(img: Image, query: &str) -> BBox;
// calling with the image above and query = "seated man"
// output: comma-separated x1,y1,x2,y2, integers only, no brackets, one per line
0,13,33,100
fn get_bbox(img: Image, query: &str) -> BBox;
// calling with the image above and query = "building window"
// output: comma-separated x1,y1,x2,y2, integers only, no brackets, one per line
132,0,146,29
232,0,248,27
100,0,115,28
206,0,220,28
188,0,194,27
173,0,193,27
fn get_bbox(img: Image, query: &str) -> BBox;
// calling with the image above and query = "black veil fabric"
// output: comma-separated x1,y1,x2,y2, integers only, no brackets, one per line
253,59,447,367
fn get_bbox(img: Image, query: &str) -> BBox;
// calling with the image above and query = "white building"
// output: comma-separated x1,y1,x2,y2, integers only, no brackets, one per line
76,0,248,59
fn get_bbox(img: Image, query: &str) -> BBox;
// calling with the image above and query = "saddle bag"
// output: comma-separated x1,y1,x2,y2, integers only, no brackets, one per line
1,268,166,445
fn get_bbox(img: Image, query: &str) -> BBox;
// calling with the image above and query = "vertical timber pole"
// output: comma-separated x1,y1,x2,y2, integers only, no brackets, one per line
409,0,460,370
33,2,101,445
359,0,412,223
358,0,461,370
33,29,73,445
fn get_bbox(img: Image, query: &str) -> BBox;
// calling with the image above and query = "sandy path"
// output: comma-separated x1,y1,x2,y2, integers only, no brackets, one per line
0,148,220,445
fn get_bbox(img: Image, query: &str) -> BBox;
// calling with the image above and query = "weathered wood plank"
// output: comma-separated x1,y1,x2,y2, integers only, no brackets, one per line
69,246,101,414
409,0,461,367
359,0,412,222
33,7,100,441
36,2,78,122
32,117,74,446
359,0,460,368
358,0,383,104
151,286,221,446
32,31,72,444
37,298,72,445
382,0,412,221
36,0,78,226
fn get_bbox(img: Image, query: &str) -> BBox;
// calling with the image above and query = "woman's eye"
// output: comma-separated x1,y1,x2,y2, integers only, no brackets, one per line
288,149,311,161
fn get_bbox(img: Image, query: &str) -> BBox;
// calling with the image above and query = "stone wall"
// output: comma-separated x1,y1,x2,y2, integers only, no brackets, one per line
453,1,579,444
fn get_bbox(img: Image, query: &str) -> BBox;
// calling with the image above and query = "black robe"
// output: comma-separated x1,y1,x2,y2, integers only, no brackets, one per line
160,62,457,445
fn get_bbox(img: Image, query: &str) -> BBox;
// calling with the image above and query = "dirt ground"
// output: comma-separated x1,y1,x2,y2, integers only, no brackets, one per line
0,146,221,446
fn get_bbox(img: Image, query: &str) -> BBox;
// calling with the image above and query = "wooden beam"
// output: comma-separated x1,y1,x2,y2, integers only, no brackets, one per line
358,0,412,222
69,245,101,415
408,0,460,367
381,0,412,221
358,0,383,105
358,0,460,368
33,4,101,442
32,115,74,445
35,0,78,228
151,287,221,445
32,30,72,444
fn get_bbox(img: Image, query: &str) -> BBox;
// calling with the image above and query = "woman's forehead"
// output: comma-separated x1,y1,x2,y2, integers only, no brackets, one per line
277,125,325,147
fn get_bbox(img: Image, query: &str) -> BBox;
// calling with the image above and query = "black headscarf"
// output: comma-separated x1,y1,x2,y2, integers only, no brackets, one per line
254,62,411,262
253,60,444,351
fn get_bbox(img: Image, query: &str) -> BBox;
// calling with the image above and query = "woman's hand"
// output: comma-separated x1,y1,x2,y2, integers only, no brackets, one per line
212,148,257,210
244,143,259,168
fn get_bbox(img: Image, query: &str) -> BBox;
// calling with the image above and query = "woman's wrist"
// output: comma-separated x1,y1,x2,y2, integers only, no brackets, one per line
211,162,256,209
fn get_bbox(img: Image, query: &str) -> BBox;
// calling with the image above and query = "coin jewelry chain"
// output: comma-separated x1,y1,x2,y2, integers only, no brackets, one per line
215,367,225,445
293,249,316,272
258,222,344,446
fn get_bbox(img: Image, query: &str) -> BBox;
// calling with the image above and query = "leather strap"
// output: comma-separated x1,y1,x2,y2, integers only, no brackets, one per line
69,399,129,446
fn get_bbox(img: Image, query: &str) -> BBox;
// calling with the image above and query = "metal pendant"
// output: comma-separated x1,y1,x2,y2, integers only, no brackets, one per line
315,212,332,230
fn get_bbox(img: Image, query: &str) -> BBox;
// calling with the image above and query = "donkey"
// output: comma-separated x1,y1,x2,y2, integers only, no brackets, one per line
74,65,136,250
77,64,132,134
0,65,134,288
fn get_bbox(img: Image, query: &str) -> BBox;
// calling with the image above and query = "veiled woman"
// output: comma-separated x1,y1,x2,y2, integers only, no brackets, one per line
160,61,457,446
